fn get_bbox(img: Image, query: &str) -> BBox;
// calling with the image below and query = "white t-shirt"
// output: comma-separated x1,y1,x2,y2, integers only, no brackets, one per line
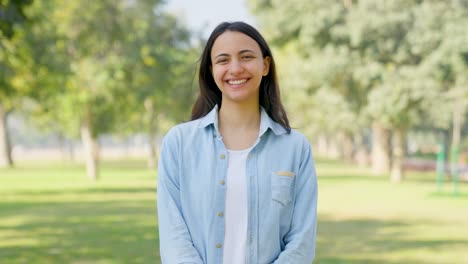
222,147,251,264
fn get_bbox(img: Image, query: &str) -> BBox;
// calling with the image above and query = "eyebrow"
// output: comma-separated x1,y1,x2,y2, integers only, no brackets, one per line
239,49,256,54
214,49,257,59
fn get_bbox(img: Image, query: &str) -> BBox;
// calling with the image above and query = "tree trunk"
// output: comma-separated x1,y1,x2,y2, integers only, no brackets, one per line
316,135,328,157
144,98,158,170
67,139,75,162
340,132,354,162
0,103,13,168
124,137,131,156
343,0,353,9
326,136,340,159
58,133,75,162
58,132,67,161
353,132,369,167
371,122,390,175
450,103,464,173
80,118,99,180
390,127,405,183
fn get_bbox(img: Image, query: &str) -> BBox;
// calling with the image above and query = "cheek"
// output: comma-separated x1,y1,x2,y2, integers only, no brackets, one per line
212,67,224,83
247,62,264,75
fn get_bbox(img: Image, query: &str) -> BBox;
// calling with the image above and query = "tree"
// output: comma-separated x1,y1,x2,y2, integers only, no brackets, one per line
423,0,468,173
249,0,468,182
116,3,196,169
0,0,32,38
21,0,196,178
252,1,373,161
0,0,33,167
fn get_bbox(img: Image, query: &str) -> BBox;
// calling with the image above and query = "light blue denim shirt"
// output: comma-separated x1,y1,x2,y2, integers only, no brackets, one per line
157,106,318,264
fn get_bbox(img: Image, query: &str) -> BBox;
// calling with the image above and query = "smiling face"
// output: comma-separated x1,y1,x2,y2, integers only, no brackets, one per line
210,31,270,106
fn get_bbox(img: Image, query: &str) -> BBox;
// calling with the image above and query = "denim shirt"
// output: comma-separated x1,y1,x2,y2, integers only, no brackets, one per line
157,106,318,264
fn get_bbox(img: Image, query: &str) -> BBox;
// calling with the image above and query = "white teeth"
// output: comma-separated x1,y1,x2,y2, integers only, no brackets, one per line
228,79,247,85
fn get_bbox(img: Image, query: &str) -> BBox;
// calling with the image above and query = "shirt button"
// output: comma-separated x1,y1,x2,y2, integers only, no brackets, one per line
218,212,224,217
219,154,226,160
220,180,225,185
216,243,222,248
213,134,217,138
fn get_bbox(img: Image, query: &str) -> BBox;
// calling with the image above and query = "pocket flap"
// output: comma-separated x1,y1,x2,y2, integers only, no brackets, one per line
275,170,295,177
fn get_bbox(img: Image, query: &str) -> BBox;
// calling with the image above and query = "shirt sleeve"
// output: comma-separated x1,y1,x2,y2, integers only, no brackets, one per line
273,139,318,263
157,128,204,264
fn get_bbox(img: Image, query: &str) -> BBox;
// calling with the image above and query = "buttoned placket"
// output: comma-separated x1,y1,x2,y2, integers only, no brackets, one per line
213,130,228,262
245,137,263,264
213,125,266,264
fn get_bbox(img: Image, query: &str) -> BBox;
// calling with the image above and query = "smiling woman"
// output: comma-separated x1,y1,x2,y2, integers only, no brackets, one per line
211,31,270,107
157,22,318,264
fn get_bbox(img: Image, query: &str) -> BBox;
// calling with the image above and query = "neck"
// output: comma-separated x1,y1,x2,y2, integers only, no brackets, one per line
218,100,260,132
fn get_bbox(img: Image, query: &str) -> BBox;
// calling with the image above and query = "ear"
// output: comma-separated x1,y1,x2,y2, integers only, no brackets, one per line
263,56,271,76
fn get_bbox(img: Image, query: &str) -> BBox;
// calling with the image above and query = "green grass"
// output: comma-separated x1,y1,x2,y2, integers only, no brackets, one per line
0,160,158,264
1,158,467,263
315,159,468,264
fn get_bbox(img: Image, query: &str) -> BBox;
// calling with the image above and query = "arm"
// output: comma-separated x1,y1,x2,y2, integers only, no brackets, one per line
157,129,204,264
273,142,318,264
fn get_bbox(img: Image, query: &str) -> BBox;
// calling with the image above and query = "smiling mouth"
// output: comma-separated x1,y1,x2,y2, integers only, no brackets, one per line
227,79,248,85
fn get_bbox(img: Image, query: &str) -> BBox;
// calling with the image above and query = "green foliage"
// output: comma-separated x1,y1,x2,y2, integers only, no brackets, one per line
0,0,33,39
115,3,197,135
0,0,35,110
366,65,439,129
250,0,468,145
17,0,196,140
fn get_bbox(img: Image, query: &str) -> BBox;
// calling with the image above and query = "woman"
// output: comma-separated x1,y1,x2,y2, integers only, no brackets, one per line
157,21,318,264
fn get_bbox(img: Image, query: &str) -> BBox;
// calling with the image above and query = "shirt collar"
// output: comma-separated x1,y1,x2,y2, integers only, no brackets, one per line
197,105,288,136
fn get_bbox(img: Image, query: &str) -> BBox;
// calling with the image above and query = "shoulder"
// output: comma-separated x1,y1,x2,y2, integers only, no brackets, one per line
162,118,205,145
287,129,309,141
265,128,312,159
282,129,312,149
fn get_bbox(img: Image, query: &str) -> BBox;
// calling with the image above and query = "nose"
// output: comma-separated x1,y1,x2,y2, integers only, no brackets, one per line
229,60,243,75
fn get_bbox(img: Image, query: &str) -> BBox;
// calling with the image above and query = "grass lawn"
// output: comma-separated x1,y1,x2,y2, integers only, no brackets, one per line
314,159,468,264
0,160,158,264
1,158,467,263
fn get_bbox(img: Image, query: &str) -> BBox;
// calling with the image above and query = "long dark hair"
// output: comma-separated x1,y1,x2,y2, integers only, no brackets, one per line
191,21,291,133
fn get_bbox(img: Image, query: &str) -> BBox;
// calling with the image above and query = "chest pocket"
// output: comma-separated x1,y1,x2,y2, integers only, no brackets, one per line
271,171,295,206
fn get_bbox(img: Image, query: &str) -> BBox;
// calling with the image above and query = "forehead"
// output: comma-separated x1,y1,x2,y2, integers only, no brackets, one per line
211,31,262,57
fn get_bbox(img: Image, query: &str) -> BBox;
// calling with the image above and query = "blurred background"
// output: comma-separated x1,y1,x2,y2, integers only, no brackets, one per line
1,0,467,263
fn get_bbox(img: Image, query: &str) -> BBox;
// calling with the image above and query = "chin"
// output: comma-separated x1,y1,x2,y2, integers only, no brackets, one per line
225,96,258,104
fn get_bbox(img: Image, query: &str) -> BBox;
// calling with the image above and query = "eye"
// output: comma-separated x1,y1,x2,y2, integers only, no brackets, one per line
242,55,255,60
215,58,229,64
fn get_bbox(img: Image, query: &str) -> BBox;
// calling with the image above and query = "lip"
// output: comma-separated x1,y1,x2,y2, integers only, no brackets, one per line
225,78,250,87
225,77,249,82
